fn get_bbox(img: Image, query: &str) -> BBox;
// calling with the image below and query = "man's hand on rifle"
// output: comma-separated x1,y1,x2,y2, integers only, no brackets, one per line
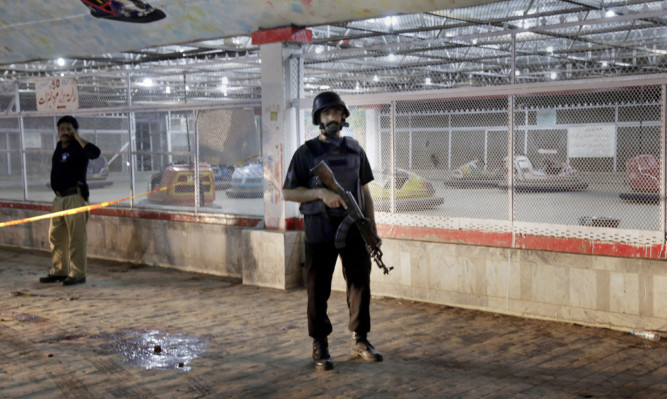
318,188,348,210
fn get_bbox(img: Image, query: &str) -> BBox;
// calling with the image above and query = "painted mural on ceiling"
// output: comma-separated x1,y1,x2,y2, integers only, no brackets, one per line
0,0,499,65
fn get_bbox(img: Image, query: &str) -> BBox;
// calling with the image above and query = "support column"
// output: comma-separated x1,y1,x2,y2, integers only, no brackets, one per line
259,41,302,230
242,29,311,289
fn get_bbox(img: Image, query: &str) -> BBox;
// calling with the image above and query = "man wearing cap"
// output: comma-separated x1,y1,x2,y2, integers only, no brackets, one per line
39,115,101,286
283,91,383,371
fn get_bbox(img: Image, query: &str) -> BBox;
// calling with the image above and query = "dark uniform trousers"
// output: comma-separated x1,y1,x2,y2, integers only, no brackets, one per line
305,225,372,339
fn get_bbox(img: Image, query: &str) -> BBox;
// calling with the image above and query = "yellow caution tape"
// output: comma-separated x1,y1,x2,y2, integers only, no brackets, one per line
0,181,188,228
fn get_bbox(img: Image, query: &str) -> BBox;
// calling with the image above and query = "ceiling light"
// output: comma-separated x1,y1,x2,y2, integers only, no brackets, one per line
605,10,616,17
56,58,65,66
315,47,323,54
221,77,229,84
425,77,432,85
385,16,398,26
165,86,171,94
550,72,557,80
373,75,379,82
547,46,554,53
388,53,396,62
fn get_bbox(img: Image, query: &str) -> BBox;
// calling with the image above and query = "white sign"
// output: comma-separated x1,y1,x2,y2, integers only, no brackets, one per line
567,125,616,158
35,77,79,111
0,81,13,94
23,133,42,148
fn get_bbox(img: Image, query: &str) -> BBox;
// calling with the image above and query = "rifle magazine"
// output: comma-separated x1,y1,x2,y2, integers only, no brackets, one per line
334,214,355,249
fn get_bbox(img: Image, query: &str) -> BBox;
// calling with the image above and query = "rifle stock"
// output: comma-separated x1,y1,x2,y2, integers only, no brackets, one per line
310,161,393,274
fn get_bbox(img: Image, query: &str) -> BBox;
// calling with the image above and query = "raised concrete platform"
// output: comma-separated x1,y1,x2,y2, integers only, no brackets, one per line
1,246,666,398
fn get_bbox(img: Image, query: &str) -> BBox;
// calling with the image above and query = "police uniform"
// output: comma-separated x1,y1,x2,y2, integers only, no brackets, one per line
283,135,374,339
48,140,101,280
285,91,383,369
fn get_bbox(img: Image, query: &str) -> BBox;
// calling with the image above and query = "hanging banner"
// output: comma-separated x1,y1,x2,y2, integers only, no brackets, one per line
35,77,79,111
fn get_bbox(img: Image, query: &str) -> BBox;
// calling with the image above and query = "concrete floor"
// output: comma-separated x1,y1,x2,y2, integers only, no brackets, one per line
1,245,666,398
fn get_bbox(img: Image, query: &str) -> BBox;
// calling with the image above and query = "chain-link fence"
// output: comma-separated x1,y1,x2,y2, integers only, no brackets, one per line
301,81,664,246
0,64,263,217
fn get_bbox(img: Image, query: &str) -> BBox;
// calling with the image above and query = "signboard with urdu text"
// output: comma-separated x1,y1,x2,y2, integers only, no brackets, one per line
35,78,79,112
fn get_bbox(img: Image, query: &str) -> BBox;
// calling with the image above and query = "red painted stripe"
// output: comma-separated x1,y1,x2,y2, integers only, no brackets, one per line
1,201,664,259
377,225,512,247
377,224,666,260
0,202,51,212
0,202,260,227
93,207,261,226
285,217,304,231
516,234,667,259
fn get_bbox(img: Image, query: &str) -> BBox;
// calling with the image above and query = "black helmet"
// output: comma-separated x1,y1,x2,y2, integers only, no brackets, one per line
311,91,350,125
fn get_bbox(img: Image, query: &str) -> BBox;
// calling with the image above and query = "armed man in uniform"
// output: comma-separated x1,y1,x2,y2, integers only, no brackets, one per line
283,91,383,371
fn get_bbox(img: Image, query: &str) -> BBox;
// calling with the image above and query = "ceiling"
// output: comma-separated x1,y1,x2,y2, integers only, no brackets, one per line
0,0,499,71
2,0,667,100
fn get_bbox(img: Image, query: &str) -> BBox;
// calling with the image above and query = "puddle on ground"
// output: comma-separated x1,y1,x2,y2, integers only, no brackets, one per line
95,329,208,371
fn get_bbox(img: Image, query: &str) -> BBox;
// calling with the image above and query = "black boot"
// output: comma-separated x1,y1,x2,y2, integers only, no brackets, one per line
312,338,334,370
351,332,383,362
39,274,67,283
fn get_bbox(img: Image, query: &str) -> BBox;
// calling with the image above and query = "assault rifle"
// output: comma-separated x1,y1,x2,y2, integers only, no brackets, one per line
310,161,393,274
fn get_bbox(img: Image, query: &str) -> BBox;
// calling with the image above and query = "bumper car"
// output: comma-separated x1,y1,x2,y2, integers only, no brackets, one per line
226,163,263,198
445,159,503,188
620,154,660,203
497,154,588,192
80,0,166,23
147,163,215,206
212,164,235,190
86,156,114,188
370,168,444,212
